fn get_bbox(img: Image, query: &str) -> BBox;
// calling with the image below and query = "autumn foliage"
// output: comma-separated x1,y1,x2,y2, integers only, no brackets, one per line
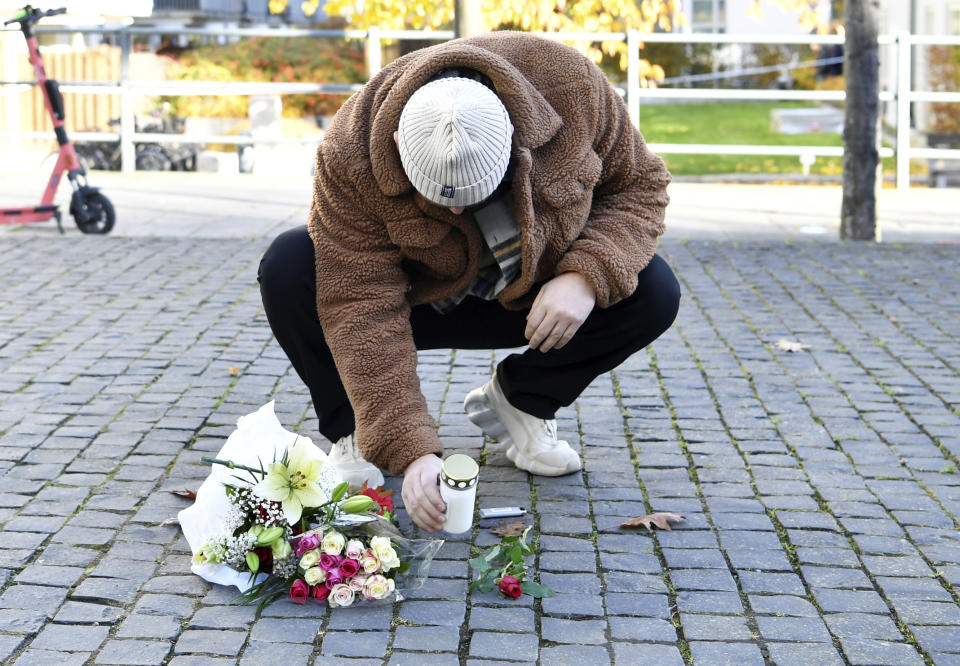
929,45,960,133
162,36,366,119
279,0,683,85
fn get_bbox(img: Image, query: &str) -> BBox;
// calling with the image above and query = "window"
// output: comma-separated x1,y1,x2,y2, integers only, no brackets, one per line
691,0,724,33
692,0,713,25
951,7,960,34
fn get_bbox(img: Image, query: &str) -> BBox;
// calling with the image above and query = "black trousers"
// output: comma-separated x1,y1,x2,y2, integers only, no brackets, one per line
258,226,681,444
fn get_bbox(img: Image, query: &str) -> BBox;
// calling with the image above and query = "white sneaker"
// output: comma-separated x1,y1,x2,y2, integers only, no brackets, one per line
464,377,581,476
327,433,384,490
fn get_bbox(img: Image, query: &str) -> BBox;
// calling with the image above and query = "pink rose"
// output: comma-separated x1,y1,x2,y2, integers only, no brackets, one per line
345,539,365,560
327,583,355,608
296,534,320,557
289,579,309,604
348,574,367,592
320,553,342,570
340,558,360,578
325,572,344,588
312,584,330,602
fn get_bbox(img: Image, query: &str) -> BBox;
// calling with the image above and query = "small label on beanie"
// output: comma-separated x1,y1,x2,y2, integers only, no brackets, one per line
440,185,455,199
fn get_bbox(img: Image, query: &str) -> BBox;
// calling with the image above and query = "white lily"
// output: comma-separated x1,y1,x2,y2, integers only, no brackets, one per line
254,441,327,524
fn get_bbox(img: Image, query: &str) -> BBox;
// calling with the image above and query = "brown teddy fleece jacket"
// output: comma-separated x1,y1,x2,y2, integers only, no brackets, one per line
308,32,670,475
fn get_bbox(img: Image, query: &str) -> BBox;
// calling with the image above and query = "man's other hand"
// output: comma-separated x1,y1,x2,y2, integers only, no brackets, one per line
402,453,446,532
525,272,596,353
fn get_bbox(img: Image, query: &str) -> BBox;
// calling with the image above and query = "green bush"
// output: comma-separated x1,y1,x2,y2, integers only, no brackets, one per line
161,36,366,119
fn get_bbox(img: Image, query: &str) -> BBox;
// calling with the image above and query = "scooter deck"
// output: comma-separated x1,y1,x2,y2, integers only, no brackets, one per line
1,204,59,225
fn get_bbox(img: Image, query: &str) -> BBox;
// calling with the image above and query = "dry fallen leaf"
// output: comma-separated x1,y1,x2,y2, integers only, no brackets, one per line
491,520,529,537
170,489,197,500
357,481,394,499
774,339,812,353
229,367,240,376
621,512,685,531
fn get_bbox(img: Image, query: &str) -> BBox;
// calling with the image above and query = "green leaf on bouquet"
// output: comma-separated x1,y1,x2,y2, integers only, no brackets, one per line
246,551,260,573
330,482,349,503
510,546,524,565
469,556,491,572
397,561,411,574
520,580,554,598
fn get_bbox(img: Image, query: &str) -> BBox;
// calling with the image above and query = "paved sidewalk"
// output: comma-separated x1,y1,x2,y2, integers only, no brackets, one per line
0,176,959,665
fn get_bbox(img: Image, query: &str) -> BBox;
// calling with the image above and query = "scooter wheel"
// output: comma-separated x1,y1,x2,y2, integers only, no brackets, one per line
71,191,115,234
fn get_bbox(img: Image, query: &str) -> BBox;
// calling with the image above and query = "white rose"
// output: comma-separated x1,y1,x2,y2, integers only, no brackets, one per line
328,583,355,608
299,550,319,570
380,548,400,572
372,539,400,572
345,539,365,560
321,530,346,556
363,574,393,600
360,548,380,574
304,566,326,586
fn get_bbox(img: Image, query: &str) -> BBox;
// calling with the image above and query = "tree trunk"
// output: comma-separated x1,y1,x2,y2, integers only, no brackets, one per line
454,0,484,38
840,0,881,241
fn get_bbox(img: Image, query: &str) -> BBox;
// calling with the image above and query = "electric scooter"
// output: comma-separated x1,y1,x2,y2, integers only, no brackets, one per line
1,5,114,233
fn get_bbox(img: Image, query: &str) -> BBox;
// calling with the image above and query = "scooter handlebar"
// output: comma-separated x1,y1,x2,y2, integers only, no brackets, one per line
4,7,66,26
3,11,29,26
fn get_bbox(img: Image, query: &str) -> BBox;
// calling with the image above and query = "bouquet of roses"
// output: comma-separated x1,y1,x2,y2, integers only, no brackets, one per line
286,515,404,607
179,402,442,609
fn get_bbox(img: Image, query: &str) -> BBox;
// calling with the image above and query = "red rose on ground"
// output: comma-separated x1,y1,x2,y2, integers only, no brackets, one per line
498,576,523,599
312,584,331,602
361,488,394,514
289,579,309,604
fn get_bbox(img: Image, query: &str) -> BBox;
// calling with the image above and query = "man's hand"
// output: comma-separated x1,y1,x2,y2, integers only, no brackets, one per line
402,454,446,532
525,272,596,352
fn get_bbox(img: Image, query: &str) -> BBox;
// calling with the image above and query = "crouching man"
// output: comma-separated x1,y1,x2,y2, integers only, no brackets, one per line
259,32,680,532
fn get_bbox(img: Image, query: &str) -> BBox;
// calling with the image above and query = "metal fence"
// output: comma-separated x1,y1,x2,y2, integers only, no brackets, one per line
2,24,959,189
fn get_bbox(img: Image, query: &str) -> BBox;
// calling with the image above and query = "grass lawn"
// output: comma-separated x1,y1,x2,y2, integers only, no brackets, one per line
637,101,903,177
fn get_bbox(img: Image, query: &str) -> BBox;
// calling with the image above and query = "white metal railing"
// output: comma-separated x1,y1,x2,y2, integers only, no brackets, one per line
1,25,958,187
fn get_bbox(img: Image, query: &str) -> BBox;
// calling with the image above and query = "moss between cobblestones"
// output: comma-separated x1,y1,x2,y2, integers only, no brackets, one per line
612,364,694,666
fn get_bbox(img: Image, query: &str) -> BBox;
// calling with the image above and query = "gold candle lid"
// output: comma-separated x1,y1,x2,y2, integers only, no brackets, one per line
441,454,479,490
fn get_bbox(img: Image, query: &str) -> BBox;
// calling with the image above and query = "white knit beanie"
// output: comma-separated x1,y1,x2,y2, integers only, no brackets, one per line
398,77,511,208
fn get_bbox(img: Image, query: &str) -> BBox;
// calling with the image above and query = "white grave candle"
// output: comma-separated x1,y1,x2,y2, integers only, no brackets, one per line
439,454,479,534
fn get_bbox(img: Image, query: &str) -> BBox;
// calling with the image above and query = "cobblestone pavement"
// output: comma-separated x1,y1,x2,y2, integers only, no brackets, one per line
1,235,959,665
